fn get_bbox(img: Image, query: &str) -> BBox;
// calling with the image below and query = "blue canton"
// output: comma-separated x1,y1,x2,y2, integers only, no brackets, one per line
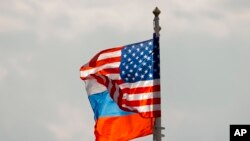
120,39,160,83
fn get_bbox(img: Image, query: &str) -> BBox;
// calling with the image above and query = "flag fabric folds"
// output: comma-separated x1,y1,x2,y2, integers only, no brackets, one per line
80,37,161,118
88,89,154,140
80,37,160,140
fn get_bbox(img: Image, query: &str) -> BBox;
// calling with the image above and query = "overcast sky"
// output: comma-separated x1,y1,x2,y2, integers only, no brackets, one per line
0,0,250,141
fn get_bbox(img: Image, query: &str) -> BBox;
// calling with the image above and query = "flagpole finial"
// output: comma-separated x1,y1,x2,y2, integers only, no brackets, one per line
153,7,161,37
153,7,161,17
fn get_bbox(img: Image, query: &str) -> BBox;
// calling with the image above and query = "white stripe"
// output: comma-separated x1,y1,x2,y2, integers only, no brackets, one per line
80,62,120,78
84,73,121,80
123,92,160,101
107,80,112,91
119,79,160,89
122,104,161,113
105,73,121,80
84,79,107,95
97,50,121,61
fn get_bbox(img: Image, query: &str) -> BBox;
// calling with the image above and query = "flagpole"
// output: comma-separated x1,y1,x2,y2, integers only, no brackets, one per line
153,7,164,141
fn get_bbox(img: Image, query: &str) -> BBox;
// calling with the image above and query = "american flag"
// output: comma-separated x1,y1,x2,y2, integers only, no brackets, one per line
80,38,161,117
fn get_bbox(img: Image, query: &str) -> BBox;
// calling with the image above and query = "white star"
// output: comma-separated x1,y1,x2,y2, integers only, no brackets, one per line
136,56,139,60
145,46,149,50
125,65,129,69
130,61,134,64
142,62,147,66
133,64,137,68
135,72,138,76
132,45,135,48
140,43,143,46
138,67,142,71
147,56,151,60
127,74,131,77
149,50,153,54
148,42,152,45
123,54,127,58
149,73,153,78
132,53,136,56
122,71,125,74
144,70,148,74
144,55,148,59
148,65,152,69
140,52,144,55
132,77,135,80
140,75,145,78
129,69,133,73
128,58,131,61
128,49,132,53
139,59,143,63
136,48,140,52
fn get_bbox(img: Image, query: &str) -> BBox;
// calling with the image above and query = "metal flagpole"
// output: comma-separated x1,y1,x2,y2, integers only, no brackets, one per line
153,7,165,141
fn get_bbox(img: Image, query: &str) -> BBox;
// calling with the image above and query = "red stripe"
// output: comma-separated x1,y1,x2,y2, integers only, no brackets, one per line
88,47,122,66
93,75,105,85
84,72,121,83
117,85,124,112
81,68,121,81
102,68,120,74
110,80,116,99
105,77,110,88
79,57,121,70
80,47,122,71
96,46,122,55
121,85,160,94
99,69,120,76
123,98,161,106
118,106,161,118
94,57,120,67
81,59,120,72
91,68,120,76
113,80,124,85
140,111,161,117
80,66,92,71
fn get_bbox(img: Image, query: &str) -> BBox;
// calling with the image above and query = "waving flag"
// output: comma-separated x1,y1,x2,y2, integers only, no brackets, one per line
80,37,161,118
87,89,154,140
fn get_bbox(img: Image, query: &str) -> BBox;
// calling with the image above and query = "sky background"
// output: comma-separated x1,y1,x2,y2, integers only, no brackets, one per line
0,0,250,141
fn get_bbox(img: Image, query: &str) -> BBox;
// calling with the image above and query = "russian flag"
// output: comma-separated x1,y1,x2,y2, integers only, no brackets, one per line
86,81,154,140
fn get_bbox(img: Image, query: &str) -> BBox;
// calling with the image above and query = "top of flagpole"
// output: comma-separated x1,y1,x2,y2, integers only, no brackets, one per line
153,7,161,37
152,7,164,141
153,7,161,17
